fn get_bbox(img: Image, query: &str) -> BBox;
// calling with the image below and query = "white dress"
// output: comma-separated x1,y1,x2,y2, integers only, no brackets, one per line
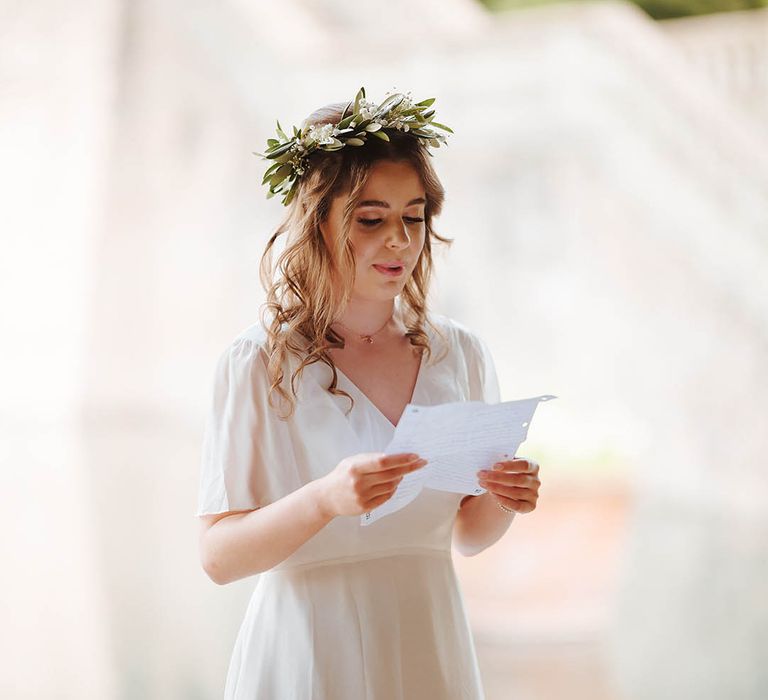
197,306,501,699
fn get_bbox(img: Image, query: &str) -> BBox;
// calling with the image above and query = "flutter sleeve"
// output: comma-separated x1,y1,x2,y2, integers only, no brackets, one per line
465,328,502,405
196,334,295,517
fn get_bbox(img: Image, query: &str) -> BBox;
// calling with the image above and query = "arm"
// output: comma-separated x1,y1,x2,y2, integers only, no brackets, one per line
198,451,428,585
452,492,515,557
199,478,333,585
452,457,540,557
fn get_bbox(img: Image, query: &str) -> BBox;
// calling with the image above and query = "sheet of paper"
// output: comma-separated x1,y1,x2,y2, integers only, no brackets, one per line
360,394,557,526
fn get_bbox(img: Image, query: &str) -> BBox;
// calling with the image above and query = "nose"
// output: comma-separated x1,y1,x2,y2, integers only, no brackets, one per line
386,221,411,248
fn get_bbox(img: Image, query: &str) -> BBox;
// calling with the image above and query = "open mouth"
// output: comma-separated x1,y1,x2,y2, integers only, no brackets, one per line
372,264,405,277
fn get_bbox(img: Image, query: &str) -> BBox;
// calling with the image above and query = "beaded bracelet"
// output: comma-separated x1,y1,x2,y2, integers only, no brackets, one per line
495,499,515,515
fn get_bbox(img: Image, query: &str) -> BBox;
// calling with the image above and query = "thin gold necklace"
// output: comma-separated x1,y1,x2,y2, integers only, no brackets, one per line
334,314,394,344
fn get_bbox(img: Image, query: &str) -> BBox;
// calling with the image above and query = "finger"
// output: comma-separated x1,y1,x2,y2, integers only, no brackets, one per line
496,496,535,514
493,458,539,473
480,473,539,487
365,491,395,511
367,477,401,500
485,483,537,503
378,456,428,477
367,462,425,486
364,453,423,474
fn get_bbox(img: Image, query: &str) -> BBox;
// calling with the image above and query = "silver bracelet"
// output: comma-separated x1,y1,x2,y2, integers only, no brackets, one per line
495,499,515,515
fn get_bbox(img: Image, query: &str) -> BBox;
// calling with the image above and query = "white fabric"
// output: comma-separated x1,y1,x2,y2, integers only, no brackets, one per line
197,306,501,699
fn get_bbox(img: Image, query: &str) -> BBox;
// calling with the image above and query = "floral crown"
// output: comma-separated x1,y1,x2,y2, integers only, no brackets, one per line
253,86,453,206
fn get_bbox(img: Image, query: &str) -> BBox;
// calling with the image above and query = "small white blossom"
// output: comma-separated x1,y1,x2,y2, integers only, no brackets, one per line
305,122,336,145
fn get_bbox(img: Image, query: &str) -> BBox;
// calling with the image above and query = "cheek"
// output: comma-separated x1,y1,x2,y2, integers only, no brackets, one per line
349,234,378,262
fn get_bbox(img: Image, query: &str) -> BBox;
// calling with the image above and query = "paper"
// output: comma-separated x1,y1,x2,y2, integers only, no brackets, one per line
360,394,557,526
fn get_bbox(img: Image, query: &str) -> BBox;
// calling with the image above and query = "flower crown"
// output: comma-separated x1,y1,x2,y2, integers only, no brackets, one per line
253,86,453,206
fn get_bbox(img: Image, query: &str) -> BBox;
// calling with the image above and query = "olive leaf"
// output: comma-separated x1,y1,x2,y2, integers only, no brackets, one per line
373,94,404,119
256,87,453,207
264,141,294,159
430,121,453,133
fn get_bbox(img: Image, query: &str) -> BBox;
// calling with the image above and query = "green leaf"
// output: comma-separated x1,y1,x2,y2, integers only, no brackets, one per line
353,87,365,114
265,141,294,159
275,163,293,179
274,151,295,164
374,94,404,119
430,121,453,133
415,97,435,107
276,120,288,141
282,189,293,206
338,114,355,129
261,162,281,184
369,130,390,142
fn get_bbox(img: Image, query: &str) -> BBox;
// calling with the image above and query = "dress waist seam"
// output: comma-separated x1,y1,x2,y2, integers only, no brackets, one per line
264,546,452,575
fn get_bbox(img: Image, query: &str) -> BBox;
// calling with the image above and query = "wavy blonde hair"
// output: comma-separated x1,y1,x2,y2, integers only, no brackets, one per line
258,100,454,419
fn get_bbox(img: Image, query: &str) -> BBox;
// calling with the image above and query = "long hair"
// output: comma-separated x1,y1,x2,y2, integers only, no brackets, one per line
258,100,453,419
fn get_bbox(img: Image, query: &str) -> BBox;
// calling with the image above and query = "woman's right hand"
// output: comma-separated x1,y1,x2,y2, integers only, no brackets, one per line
317,452,429,518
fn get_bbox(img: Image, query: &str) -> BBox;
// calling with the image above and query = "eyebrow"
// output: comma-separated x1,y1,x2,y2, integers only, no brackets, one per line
356,197,426,209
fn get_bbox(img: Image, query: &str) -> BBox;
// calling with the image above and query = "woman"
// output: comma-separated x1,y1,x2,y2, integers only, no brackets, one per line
197,87,541,699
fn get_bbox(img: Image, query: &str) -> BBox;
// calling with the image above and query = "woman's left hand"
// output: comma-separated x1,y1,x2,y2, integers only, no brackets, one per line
476,457,541,514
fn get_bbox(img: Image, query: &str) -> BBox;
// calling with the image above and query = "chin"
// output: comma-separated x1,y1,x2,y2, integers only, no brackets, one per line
359,287,401,302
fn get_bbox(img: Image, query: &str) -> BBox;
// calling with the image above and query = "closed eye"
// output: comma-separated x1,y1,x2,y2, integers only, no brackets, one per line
357,217,424,227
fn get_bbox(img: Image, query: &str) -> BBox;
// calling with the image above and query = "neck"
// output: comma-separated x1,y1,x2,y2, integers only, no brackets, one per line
333,297,400,338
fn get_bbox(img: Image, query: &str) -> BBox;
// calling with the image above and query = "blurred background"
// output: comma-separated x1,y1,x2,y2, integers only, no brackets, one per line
1,0,767,698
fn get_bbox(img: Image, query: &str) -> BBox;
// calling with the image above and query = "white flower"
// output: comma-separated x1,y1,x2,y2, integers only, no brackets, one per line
305,122,336,145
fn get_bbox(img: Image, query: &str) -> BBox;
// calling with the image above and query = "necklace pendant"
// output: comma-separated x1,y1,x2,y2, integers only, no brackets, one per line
361,335,374,344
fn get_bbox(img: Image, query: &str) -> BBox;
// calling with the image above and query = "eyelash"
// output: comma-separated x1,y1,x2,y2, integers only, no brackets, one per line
357,217,424,228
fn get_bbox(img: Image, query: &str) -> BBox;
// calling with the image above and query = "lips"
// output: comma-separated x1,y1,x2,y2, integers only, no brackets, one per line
373,263,405,277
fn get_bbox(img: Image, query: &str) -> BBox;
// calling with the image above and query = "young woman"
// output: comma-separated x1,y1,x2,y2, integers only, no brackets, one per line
196,88,541,699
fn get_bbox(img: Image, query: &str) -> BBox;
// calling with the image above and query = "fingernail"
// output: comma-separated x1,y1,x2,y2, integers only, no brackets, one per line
477,470,488,476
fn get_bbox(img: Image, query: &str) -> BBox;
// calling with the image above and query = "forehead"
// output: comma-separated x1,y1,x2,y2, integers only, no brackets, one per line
357,160,425,204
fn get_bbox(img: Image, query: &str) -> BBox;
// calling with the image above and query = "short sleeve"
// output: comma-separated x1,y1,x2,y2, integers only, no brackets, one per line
196,334,295,517
465,330,502,405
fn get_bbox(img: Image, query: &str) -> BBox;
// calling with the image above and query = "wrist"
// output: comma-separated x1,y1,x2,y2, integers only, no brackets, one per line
310,477,336,521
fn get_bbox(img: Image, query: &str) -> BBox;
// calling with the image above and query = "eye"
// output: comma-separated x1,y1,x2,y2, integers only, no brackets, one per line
356,217,425,228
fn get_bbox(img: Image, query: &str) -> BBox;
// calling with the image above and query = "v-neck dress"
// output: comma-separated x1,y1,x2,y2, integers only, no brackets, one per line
196,306,501,699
